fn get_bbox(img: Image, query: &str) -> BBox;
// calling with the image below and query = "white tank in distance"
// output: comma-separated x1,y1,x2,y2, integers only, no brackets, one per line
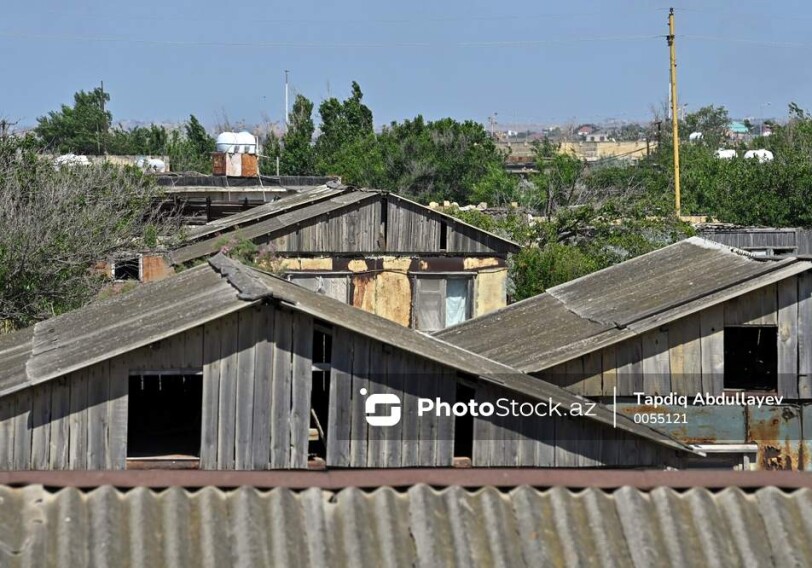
744,149,774,163
215,131,239,153
714,149,737,160
235,131,257,154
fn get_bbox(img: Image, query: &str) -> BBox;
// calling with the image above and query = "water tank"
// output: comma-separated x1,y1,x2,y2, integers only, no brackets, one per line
235,131,257,154
714,149,737,160
215,132,239,153
689,132,703,142
744,149,774,163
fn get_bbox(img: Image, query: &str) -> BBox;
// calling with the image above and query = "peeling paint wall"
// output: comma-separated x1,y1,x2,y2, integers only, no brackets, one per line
275,255,508,329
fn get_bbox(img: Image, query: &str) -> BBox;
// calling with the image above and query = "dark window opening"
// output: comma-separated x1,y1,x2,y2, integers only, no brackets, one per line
309,329,332,460
724,327,778,391
127,374,203,458
454,383,475,459
114,257,140,281
439,220,448,250
380,198,388,250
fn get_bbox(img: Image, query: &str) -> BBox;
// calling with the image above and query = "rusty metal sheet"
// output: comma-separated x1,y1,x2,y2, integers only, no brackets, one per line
747,405,804,470
614,403,747,444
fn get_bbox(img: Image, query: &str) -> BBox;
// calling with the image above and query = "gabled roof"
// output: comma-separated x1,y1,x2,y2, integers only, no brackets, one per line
169,187,521,265
0,255,696,453
182,184,347,241
437,237,812,373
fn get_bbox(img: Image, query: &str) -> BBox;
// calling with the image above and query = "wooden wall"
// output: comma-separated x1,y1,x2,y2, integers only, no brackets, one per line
0,301,681,470
543,273,812,399
266,200,382,253
386,197,511,254
471,383,677,468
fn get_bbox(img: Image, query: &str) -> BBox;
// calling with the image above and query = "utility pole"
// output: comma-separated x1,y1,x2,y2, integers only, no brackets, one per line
667,8,681,217
284,70,290,133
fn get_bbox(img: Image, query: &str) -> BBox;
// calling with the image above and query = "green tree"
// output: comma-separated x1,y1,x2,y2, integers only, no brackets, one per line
34,87,111,154
532,140,586,217
683,105,730,148
280,95,316,175
0,137,175,329
315,81,376,175
166,115,215,173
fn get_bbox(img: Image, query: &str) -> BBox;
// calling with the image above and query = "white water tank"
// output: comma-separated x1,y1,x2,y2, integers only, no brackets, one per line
215,131,239,153
744,149,774,163
714,149,737,160
235,131,257,154
689,131,703,142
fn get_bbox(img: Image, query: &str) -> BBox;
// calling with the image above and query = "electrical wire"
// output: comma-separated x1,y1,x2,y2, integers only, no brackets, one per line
0,31,659,50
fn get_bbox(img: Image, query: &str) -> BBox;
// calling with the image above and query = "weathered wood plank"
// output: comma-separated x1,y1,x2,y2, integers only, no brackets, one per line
270,308,293,469
778,278,799,398
200,320,222,469
289,313,313,469
642,329,671,395
251,304,274,470
601,344,617,397
582,351,603,396
185,325,204,369
12,389,31,470
417,361,440,466
669,315,702,394
31,383,52,470
349,335,370,467
724,285,777,326
49,377,70,470
235,308,259,470
326,327,352,467
87,362,110,470
69,369,89,469
799,274,812,397
399,353,421,467
107,358,129,470
383,348,405,468
700,304,725,395
616,338,643,396
0,396,14,468
434,367,456,467
217,312,239,469
366,342,387,468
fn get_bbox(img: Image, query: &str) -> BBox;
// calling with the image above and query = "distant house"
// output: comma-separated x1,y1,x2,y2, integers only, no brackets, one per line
576,124,596,137
728,121,750,139
438,237,812,470
168,184,521,331
0,254,692,470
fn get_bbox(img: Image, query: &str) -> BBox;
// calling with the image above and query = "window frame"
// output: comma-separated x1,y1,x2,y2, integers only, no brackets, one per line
410,273,474,331
723,325,779,393
284,271,353,303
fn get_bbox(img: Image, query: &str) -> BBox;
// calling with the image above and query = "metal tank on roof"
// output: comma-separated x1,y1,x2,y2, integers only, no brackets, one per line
235,131,257,154
215,132,239,153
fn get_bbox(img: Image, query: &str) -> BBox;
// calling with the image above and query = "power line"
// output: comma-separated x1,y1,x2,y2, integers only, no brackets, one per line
0,31,659,50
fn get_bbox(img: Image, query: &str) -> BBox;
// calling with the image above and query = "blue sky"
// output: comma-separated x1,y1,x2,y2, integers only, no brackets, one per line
2,0,811,129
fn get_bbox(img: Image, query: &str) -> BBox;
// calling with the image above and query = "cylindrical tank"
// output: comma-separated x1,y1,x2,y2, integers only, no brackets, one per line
215,132,239,153
235,131,257,154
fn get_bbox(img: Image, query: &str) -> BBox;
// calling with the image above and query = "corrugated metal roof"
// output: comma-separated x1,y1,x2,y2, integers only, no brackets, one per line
0,483,807,567
437,238,812,373
183,185,346,241
170,190,377,265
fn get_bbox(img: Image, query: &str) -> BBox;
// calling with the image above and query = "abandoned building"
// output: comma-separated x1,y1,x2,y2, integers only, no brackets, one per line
168,184,521,330
0,254,696,471
438,237,812,470
697,225,812,257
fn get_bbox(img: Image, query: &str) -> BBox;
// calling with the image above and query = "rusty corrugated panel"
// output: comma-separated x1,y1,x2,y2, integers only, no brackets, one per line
747,405,804,471
615,403,747,444
0,483,809,567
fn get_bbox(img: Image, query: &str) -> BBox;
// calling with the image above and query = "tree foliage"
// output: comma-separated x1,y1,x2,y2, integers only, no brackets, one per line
35,88,111,155
0,138,175,329
280,95,316,175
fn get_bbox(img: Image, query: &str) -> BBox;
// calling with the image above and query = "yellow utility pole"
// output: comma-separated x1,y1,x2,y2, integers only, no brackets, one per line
668,8,681,217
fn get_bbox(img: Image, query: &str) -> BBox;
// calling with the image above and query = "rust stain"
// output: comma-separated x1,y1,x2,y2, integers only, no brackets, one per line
240,154,258,177
212,152,226,176
747,416,799,471
352,274,375,313
141,255,173,282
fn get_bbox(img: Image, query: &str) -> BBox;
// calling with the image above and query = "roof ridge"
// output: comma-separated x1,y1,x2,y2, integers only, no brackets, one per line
208,253,274,301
